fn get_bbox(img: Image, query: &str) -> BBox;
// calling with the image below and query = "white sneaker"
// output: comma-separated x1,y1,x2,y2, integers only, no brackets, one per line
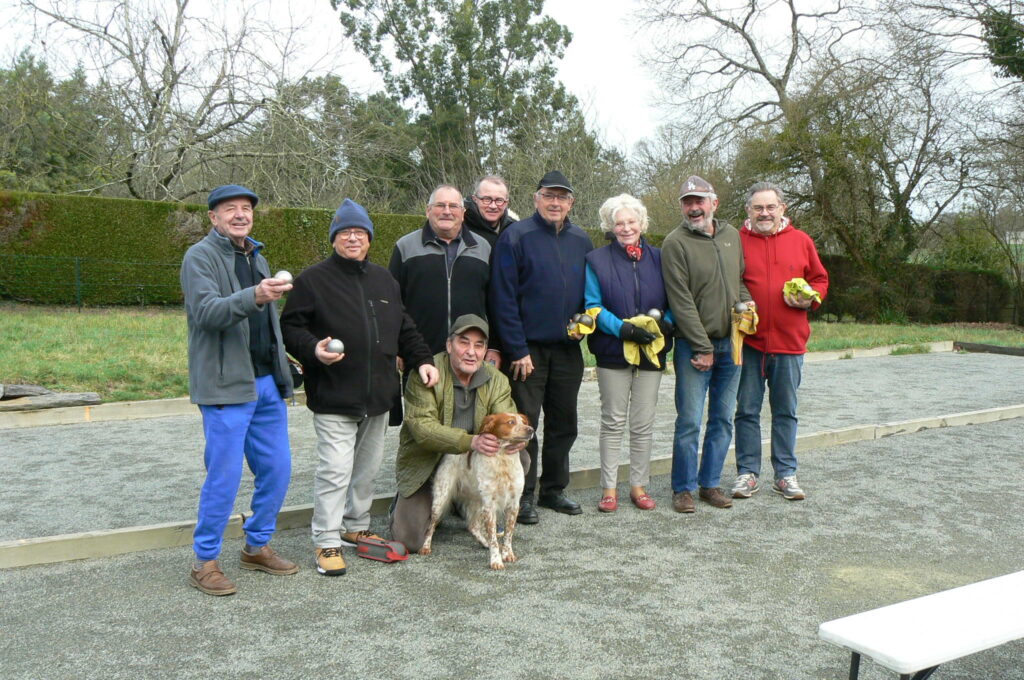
731,473,760,498
772,476,806,500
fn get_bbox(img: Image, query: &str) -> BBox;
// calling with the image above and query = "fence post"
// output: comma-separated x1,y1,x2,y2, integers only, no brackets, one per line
74,257,82,311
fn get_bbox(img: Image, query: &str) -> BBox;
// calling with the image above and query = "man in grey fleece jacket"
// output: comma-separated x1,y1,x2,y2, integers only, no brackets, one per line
180,184,299,596
661,175,752,514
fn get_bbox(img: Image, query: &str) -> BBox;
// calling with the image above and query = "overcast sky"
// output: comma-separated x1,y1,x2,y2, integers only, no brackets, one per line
2,0,663,154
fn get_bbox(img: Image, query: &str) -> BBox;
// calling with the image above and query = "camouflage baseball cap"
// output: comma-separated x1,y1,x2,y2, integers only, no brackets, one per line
678,175,716,200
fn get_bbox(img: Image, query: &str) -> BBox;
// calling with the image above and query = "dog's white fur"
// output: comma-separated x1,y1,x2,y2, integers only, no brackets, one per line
419,413,534,569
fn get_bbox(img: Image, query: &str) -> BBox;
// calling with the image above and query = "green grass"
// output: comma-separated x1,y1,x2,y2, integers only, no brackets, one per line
1,303,1021,402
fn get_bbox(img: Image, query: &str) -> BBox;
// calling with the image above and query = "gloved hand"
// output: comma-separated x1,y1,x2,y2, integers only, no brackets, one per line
619,322,656,345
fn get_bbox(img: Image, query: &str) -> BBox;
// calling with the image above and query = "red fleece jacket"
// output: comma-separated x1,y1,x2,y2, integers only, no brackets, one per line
740,223,829,354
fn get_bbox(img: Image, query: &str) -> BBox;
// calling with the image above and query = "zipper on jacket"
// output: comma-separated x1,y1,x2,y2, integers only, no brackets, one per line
632,261,641,315
356,275,372,418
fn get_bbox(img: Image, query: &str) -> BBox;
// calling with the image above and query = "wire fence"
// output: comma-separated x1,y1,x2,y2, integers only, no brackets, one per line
0,253,182,308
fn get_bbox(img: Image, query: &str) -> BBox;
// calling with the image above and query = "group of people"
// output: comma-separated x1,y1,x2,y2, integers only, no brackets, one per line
179,171,828,596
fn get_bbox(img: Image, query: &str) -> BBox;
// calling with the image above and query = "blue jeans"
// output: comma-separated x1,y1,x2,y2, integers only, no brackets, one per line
734,346,803,479
194,374,291,561
671,337,740,493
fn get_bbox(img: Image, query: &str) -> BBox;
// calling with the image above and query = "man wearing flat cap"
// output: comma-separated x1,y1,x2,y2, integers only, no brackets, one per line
490,170,594,523
281,198,438,577
390,314,528,552
661,175,753,514
181,184,299,596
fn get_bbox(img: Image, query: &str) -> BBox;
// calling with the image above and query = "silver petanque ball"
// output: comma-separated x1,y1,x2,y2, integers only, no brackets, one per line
734,301,749,313
274,270,293,284
326,339,345,354
578,314,594,327
646,308,663,322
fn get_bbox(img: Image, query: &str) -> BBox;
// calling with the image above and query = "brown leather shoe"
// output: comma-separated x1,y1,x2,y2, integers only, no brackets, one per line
190,560,237,596
672,491,695,513
699,487,733,509
240,545,299,575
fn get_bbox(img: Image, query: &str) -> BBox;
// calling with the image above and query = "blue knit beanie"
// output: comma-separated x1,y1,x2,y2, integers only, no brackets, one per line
329,198,374,243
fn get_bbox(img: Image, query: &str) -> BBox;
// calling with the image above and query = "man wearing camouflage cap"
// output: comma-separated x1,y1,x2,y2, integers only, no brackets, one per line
661,176,753,514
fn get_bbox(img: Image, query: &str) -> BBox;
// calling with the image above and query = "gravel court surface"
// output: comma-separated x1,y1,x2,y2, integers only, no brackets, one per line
2,351,1023,541
2,417,1024,680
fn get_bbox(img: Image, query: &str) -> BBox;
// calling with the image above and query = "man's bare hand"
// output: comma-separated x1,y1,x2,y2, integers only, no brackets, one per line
315,337,344,365
471,433,500,456
690,352,714,372
510,355,534,381
255,277,292,305
418,363,439,388
485,349,502,369
784,293,812,309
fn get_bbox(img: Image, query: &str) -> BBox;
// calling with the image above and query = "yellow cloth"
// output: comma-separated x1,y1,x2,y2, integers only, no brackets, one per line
783,277,821,303
622,314,666,368
567,307,602,337
730,308,759,365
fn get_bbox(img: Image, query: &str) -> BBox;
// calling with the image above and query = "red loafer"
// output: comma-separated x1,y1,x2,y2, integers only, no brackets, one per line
630,493,656,510
598,495,618,513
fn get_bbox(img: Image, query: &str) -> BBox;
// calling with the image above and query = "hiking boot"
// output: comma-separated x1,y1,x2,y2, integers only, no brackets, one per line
698,487,733,508
240,545,299,575
189,560,236,596
731,473,760,499
772,476,806,500
341,530,383,547
315,547,347,576
672,491,695,513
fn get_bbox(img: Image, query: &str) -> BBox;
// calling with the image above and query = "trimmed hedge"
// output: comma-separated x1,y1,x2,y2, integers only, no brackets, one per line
0,190,1012,322
0,191,424,304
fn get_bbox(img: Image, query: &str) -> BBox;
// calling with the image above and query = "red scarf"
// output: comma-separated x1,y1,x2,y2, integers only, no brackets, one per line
625,244,643,261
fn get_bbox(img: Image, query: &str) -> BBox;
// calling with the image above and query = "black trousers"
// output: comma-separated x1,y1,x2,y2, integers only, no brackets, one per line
507,342,584,498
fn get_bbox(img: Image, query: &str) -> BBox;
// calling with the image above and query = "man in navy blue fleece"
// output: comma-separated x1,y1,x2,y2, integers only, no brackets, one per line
489,171,594,524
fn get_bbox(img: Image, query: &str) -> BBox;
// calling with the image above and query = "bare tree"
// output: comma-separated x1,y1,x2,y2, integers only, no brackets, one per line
17,0,329,202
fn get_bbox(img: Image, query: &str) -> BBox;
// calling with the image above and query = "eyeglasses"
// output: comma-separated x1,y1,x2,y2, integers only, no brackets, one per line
750,204,780,213
430,202,464,212
537,192,573,203
474,195,508,207
336,228,368,240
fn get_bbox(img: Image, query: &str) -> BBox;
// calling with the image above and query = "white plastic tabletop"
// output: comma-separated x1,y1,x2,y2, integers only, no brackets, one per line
818,570,1024,674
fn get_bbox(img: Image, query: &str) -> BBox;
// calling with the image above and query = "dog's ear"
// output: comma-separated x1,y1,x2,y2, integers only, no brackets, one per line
480,413,500,434
518,413,531,427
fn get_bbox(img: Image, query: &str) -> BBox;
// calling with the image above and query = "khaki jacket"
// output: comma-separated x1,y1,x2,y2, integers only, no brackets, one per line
661,219,751,355
396,352,516,497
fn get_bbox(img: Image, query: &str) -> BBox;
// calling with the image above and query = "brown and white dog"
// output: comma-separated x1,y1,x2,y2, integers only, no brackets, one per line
420,413,534,569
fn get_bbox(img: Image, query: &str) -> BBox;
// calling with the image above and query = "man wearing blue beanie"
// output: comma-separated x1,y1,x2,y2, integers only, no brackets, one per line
281,198,438,576
181,184,299,595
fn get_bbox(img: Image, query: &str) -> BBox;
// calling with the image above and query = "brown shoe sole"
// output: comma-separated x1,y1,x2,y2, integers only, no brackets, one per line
239,559,299,575
189,574,237,596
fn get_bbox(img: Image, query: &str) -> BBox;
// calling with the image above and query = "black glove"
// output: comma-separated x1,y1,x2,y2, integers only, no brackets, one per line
619,322,656,344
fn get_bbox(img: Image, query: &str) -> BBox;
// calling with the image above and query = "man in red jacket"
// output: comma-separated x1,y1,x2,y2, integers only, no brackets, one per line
731,182,829,501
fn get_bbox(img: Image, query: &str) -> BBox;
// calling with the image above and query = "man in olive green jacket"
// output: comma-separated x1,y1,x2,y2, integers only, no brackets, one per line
391,314,529,552
661,175,752,514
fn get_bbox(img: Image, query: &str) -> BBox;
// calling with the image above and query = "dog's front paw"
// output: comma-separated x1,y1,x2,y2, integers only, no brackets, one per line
418,547,432,555
489,560,506,570
502,550,517,563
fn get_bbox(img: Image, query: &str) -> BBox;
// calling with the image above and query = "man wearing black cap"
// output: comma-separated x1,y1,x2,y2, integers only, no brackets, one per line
390,314,528,552
490,171,594,523
281,198,438,577
661,175,753,514
180,184,299,596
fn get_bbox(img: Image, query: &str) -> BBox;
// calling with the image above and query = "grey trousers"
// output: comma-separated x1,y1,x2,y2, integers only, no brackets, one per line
311,412,387,548
596,366,662,490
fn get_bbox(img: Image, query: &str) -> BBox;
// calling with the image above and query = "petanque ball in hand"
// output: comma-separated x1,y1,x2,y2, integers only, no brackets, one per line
734,301,749,313
326,339,344,354
274,270,293,283
578,314,594,327
646,308,662,322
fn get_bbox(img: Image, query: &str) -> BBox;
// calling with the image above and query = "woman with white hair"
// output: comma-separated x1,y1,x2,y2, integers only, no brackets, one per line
584,194,674,513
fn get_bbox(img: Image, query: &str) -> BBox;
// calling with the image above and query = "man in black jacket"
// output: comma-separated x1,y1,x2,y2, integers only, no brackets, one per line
462,175,515,249
389,185,497,365
281,198,438,577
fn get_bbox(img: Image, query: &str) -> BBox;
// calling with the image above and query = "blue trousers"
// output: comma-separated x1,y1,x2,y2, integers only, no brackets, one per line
670,337,740,493
194,375,291,561
734,346,803,479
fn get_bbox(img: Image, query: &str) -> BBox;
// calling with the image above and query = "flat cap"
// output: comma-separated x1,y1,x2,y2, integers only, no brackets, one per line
208,184,259,210
537,170,574,193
